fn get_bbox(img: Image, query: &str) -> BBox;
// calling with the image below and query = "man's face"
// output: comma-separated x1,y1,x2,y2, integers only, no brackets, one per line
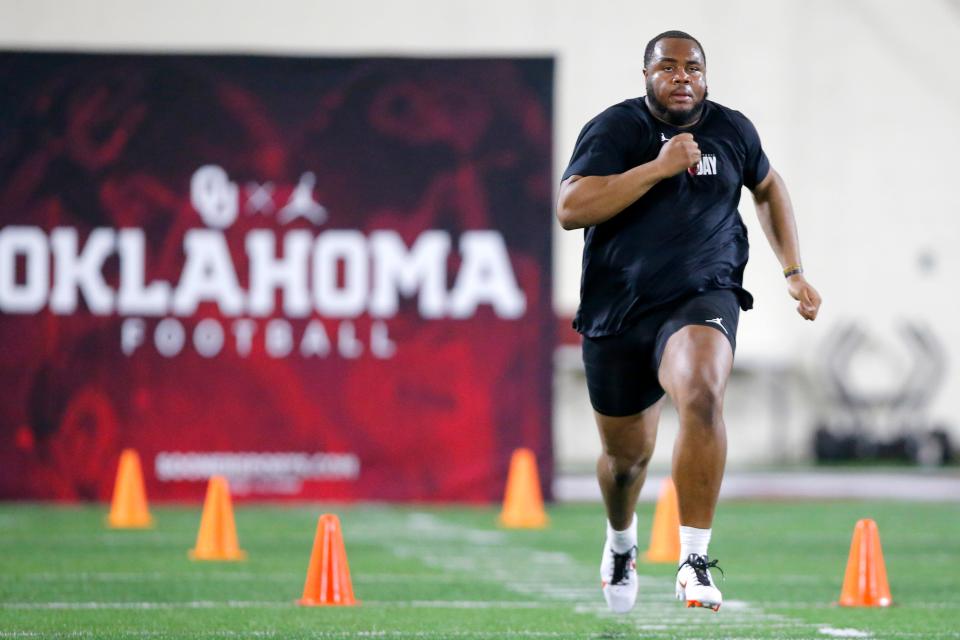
643,38,707,126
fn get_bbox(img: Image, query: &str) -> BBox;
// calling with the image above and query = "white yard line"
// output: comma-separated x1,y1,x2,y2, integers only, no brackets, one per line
1,601,287,610
7,572,294,582
0,634,279,639
6,571,468,584
757,601,958,609
1,599,554,611
371,600,553,609
390,512,876,639
819,627,873,638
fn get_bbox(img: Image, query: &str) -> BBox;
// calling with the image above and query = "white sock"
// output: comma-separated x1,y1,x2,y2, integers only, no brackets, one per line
679,525,711,565
607,514,637,553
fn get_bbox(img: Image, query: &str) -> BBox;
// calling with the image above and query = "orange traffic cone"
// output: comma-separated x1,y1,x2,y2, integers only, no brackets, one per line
107,449,153,528
644,477,680,563
298,514,358,606
839,518,892,607
498,448,549,528
189,476,246,561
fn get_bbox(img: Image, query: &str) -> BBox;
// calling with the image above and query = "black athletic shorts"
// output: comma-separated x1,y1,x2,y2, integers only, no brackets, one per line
581,289,740,417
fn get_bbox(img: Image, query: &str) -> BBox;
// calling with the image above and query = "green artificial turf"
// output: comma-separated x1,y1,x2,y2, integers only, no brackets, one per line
0,500,957,639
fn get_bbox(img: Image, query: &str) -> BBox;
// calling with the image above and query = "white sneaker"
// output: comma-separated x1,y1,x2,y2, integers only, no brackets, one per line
600,536,638,613
675,553,723,611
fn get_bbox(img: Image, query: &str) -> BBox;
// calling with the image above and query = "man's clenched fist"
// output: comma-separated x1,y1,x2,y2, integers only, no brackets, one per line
787,274,822,321
656,133,701,177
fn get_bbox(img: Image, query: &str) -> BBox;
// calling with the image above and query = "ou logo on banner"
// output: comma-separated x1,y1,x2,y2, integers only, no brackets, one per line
191,165,238,229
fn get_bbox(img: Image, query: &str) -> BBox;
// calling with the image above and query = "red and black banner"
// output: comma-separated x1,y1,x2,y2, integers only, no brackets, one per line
0,52,554,502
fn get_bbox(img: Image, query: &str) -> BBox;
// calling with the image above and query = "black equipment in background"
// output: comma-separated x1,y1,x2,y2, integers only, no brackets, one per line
813,321,954,466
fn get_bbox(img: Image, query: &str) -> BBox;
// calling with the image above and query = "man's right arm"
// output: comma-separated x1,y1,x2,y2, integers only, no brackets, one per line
556,133,702,231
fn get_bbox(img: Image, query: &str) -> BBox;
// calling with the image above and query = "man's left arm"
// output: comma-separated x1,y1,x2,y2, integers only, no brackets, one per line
750,168,822,321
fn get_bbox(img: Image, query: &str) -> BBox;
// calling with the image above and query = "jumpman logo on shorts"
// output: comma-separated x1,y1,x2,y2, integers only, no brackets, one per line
705,317,727,334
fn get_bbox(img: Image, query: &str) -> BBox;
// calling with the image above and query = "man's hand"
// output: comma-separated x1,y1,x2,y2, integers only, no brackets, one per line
655,133,701,177
787,274,821,321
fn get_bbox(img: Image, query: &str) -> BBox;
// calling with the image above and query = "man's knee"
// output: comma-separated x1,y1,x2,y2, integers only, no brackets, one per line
602,449,653,488
660,327,731,427
672,376,725,426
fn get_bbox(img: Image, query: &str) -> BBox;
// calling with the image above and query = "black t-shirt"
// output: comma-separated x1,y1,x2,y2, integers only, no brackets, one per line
562,97,770,337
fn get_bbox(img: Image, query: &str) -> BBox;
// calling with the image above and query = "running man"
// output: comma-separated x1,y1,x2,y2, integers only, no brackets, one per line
556,30,821,613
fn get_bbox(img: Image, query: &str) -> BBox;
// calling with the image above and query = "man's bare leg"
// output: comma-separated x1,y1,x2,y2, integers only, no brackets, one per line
594,400,662,613
658,325,731,527
658,325,733,609
595,400,662,529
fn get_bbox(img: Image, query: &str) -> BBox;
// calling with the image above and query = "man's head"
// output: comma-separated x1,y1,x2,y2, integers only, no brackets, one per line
643,30,708,127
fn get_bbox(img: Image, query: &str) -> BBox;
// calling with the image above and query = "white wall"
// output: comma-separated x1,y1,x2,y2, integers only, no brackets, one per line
4,0,960,466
